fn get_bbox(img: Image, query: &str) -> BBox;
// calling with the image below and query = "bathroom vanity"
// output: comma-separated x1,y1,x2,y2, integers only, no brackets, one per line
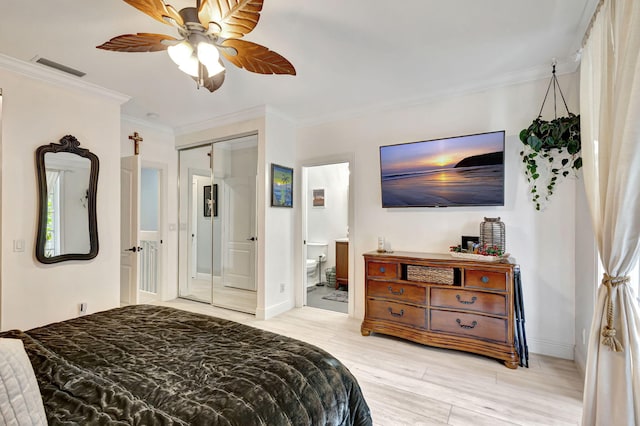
335,239,349,289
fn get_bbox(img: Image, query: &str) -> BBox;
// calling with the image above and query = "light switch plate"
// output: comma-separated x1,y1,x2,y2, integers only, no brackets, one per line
13,239,25,252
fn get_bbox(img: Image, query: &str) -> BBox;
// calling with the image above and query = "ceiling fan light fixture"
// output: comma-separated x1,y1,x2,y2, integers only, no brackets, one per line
98,0,296,91
167,41,193,66
197,41,224,76
197,41,219,64
178,55,200,77
204,60,225,77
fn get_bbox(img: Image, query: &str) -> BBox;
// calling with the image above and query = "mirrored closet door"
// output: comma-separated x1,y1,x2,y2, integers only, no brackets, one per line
178,135,258,314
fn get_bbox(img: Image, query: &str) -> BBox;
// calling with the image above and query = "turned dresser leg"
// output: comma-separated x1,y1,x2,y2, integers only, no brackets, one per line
504,359,519,369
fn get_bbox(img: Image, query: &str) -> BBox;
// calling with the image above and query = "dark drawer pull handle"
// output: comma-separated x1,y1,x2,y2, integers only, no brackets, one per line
388,308,404,318
388,286,404,296
380,266,386,273
456,295,477,305
481,276,489,283
456,319,478,329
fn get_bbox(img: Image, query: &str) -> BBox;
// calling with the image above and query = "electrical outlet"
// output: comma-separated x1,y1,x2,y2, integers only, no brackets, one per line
280,283,285,293
79,302,88,315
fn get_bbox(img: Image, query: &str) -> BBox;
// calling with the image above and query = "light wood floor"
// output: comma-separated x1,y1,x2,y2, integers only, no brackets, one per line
156,298,583,426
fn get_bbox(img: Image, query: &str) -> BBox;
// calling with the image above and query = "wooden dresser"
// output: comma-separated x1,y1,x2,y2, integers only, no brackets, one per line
362,251,519,368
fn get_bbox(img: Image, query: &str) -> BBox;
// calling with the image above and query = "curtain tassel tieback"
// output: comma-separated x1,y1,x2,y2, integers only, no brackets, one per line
601,274,630,352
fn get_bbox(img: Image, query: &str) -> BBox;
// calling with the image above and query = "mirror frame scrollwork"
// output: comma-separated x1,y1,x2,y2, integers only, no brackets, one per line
35,135,99,264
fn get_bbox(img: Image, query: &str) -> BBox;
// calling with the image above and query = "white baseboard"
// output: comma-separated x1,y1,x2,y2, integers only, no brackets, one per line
574,346,587,381
257,299,295,320
528,337,575,360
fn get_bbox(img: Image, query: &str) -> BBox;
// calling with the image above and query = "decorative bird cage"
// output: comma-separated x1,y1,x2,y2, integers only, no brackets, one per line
479,217,505,253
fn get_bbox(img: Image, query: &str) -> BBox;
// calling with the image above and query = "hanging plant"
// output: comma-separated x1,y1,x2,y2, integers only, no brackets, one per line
519,63,582,210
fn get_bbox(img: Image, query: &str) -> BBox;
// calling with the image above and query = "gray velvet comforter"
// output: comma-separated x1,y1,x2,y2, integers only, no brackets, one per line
1,305,372,425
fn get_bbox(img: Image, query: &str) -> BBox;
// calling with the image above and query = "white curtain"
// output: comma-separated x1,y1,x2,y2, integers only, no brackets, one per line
580,0,640,425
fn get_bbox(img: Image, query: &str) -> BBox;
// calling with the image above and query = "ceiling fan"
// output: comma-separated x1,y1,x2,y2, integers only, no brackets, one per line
97,0,296,92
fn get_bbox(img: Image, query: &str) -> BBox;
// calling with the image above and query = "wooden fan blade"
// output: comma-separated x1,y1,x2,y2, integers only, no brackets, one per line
200,0,263,38
197,0,213,30
123,0,184,26
96,33,177,52
220,39,295,75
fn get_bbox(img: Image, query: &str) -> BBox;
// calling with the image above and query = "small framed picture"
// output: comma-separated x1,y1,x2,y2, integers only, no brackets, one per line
204,184,218,217
271,163,293,208
461,235,479,252
312,188,325,208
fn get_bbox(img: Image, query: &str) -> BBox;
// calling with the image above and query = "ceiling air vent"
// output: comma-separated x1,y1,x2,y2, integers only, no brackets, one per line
34,57,86,77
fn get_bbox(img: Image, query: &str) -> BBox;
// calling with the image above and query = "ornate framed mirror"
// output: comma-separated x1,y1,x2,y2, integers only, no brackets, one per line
35,135,99,263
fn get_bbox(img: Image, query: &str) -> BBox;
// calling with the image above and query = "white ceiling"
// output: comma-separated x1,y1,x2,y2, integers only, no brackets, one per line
0,0,598,132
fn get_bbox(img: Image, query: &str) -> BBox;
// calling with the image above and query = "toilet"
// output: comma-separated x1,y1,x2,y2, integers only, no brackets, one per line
306,242,328,285
306,259,318,274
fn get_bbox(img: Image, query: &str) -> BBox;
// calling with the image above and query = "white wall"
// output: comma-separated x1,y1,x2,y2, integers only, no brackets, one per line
0,63,126,330
120,119,178,300
296,73,581,359
263,110,297,318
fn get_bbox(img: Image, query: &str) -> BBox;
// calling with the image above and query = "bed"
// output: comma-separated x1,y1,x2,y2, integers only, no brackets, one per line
0,304,372,425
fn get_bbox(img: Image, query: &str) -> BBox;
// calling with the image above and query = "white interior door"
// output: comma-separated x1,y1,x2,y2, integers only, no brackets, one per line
222,176,256,290
120,155,140,306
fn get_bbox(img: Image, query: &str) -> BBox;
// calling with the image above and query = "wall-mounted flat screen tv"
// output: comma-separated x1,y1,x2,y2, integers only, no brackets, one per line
379,130,505,207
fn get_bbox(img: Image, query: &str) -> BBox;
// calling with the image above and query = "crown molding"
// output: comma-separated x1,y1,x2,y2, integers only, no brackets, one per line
265,105,296,125
121,114,175,135
0,53,130,104
297,60,580,128
174,105,267,136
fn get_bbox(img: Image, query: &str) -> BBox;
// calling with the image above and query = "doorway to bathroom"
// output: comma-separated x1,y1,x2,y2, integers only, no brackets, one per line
302,162,350,314
177,135,258,314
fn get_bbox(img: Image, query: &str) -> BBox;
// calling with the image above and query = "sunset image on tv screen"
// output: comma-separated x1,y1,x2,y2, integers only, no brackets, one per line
379,131,505,207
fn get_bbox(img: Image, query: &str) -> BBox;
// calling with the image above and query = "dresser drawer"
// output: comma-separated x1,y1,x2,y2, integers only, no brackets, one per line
431,288,506,316
367,299,426,328
367,262,398,279
465,269,507,291
430,310,507,343
368,281,425,304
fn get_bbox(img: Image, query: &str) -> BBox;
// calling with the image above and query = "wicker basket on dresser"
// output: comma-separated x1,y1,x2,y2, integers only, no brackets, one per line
361,251,519,368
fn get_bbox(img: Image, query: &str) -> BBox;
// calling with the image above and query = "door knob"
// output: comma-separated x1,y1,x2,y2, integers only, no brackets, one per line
246,237,257,241
125,246,137,252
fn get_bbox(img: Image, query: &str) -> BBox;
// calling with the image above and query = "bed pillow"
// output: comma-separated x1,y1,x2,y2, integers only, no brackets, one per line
0,338,47,426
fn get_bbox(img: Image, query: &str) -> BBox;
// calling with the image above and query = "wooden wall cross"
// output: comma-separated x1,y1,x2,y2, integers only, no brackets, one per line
128,132,143,155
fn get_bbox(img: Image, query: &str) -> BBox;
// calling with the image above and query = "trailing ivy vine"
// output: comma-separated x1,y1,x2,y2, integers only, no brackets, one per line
519,113,582,210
